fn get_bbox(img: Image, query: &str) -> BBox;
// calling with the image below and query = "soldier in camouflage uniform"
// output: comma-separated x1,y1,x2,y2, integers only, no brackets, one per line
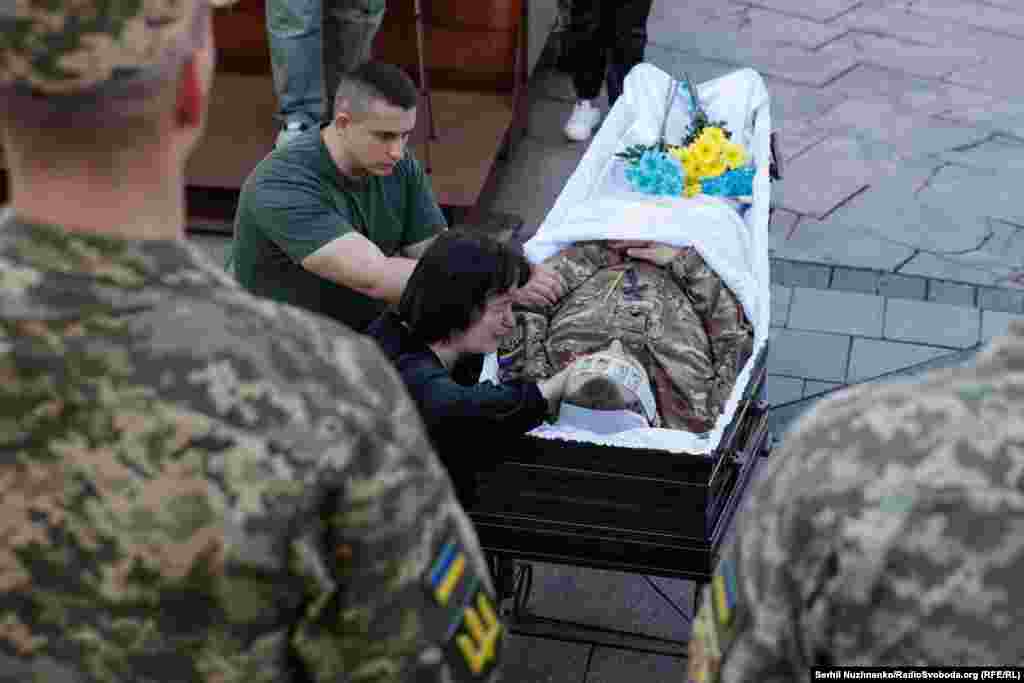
0,2,504,681
498,239,753,433
688,327,1024,679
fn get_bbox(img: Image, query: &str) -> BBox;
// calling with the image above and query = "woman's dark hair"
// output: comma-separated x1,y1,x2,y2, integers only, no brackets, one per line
398,230,531,344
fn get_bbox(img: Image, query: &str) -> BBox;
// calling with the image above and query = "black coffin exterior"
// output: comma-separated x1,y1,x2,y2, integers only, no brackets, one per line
464,349,771,584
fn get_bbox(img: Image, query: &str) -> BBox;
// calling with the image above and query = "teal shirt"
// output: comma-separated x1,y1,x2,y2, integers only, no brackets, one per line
231,125,446,332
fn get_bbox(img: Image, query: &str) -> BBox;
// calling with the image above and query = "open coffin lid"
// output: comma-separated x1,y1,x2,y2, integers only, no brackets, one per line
481,63,773,454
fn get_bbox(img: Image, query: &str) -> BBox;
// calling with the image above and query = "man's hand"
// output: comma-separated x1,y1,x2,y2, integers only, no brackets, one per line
513,264,565,309
608,240,688,267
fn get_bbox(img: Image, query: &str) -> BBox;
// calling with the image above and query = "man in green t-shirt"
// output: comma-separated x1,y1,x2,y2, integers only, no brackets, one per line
231,61,562,332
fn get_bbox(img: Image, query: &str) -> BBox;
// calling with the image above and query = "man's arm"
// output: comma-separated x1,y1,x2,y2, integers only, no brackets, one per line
620,241,754,414
400,232,441,260
664,247,754,413
302,231,416,305
291,333,506,681
517,241,621,314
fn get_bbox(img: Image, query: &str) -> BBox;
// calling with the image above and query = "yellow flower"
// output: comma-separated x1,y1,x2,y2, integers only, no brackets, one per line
704,158,727,178
689,137,720,165
723,141,747,170
683,155,702,180
684,181,701,198
699,126,728,147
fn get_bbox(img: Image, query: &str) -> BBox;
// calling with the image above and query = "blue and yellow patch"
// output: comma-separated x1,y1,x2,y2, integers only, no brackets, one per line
688,559,739,683
425,539,503,679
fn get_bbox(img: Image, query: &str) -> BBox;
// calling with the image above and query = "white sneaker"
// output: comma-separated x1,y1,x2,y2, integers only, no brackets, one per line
275,120,311,148
564,100,601,142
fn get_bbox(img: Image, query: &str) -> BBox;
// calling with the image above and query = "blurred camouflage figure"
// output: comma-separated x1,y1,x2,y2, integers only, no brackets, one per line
689,328,1024,680
0,1,504,681
498,240,753,432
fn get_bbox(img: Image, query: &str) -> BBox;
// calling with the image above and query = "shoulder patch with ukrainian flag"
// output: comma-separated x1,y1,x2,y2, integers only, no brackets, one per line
688,559,739,683
425,537,503,679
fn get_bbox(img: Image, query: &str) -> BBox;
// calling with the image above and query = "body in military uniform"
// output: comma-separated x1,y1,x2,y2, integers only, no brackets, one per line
0,0,504,680
497,240,753,432
689,328,1024,679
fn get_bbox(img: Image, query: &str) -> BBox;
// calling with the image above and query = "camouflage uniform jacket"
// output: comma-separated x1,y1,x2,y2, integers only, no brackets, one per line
497,242,753,432
689,328,1024,681
0,215,504,683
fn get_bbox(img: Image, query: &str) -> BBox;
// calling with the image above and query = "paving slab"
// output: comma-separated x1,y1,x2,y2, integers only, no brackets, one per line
846,337,954,383
884,298,981,348
762,77,848,127
822,64,996,118
919,165,1024,228
643,44,741,86
770,284,792,327
770,260,832,289
587,648,688,683
830,185,995,255
940,136,1024,173
767,328,851,382
926,279,976,307
877,272,928,300
981,309,1022,341
772,216,916,271
935,97,1024,132
910,0,1024,40
769,208,801,238
947,60,1024,101
831,267,881,295
766,374,805,406
898,252,1002,288
745,0,860,22
819,32,982,80
833,5,974,45
772,121,832,164
523,564,691,641
501,633,591,683
977,286,1024,314
788,287,885,337
804,380,844,397
774,136,872,218
746,7,848,49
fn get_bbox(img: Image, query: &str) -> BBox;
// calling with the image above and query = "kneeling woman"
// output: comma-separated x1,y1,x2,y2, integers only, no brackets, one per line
367,230,571,500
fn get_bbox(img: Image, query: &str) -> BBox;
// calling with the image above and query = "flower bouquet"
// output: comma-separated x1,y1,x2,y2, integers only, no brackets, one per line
616,74,754,200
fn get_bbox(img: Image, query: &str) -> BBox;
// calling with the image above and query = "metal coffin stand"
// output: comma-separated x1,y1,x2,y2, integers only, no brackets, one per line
464,345,772,610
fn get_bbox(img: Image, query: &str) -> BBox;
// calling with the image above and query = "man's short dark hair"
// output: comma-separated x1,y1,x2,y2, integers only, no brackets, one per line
399,230,531,345
333,61,418,118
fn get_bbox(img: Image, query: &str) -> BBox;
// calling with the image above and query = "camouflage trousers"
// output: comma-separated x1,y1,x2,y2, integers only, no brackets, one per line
266,0,386,126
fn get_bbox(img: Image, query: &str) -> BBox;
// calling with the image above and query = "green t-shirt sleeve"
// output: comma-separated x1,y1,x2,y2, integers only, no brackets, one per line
401,154,447,247
241,161,355,263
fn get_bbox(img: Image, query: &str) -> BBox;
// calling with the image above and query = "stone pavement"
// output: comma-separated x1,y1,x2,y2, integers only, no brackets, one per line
186,1,1024,678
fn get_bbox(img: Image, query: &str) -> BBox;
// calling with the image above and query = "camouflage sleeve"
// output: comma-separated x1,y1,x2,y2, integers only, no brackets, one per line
543,241,624,305
498,242,620,381
497,310,553,382
669,248,754,413
289,333,505,682
688,405,831,683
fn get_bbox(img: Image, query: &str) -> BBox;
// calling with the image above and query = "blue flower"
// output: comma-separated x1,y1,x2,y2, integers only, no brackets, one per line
701,165,755,197
625,150,685,197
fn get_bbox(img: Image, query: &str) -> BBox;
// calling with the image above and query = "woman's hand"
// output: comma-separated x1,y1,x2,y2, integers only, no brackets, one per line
513,264,565,308
537,364,574,416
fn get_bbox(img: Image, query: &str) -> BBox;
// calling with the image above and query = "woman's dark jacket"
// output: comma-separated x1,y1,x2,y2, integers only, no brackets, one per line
367,311,549,500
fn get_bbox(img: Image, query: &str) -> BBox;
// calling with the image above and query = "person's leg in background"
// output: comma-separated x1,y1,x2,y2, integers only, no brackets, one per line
323,0,386,123
606,0,654,108
266,0,325,147
562,0,605,142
